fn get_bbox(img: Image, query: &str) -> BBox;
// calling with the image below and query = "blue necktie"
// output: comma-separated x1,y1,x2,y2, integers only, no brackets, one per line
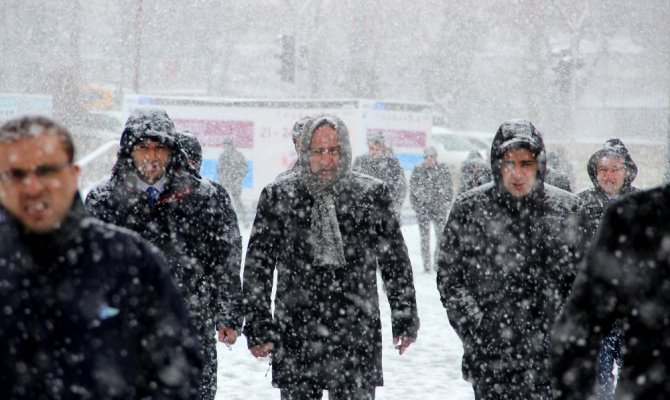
146,187,159,206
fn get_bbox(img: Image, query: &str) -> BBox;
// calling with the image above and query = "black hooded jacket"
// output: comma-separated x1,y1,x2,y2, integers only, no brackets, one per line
0,197,202,399
85,109,242,333
577,138,639,240
436,120,586,387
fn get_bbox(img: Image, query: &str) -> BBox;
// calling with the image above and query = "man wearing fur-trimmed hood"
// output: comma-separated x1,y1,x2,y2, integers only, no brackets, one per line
243,115,419,400
436,119,586,399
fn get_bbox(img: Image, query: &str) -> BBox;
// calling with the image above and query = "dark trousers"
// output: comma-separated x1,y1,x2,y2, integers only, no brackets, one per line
280,385,375,400
416,210,447,271
596,322,624,400
198,331,218,400
471,372,552,400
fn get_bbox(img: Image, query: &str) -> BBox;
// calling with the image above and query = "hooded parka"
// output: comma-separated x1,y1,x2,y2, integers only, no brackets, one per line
243,115,419,391
436,119,586,398
577,138,639,241
85,109,242,400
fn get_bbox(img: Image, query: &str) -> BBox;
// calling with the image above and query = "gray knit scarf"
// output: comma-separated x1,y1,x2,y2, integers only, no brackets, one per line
309,188,347,267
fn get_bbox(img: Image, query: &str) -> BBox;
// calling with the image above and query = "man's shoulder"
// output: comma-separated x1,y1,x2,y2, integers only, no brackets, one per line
454,182,494,206
80,216,154,253
350,171,386,192
609,184,670,222
543,184,580,211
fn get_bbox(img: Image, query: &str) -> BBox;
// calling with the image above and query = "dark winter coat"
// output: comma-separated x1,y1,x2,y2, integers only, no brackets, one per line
243,115,419,390
0,197,202,399
551,184,670,400
409,161,453,216
85,109,242,333
353,153,407,210
577,138,639,241
545,166,572,192
217,145,247,197
458,150,492,195
436,120,585,389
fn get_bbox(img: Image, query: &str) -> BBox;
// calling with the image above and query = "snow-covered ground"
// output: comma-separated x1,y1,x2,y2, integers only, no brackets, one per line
216,221,474,400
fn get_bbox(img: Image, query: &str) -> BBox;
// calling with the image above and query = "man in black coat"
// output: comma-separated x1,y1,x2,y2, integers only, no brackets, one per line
551,184,670,399
85,108,242,400
0,116,202,398
243,115,420,400
436,119,585,399
578,138,639,241
353,131,407,219
409,146,453,272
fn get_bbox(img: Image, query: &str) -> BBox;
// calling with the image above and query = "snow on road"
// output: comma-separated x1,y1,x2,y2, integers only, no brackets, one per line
217,221,474,400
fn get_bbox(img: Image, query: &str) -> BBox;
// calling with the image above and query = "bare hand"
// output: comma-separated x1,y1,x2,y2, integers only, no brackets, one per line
250,342,275,358
393,336,415,355
217,327,238,345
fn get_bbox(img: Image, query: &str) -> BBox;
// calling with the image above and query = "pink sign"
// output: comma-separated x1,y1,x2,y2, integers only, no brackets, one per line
174,119,254,148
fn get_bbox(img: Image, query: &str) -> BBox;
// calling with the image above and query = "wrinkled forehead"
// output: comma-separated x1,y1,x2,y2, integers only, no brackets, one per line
133,138,170,149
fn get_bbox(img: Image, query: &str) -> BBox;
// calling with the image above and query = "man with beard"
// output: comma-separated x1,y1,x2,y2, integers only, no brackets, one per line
243,115,419,400
86,109,241,400
436,119,585,399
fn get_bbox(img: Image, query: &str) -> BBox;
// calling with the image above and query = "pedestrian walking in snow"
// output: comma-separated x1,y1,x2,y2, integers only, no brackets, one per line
551,183,670,400
409,146,453,272
574,138,639,400
436,119,586,399
243,115,419,400
353,130,407,220
0,116,202,398
85,109,242,400
458,150,492,195
217,138,248,224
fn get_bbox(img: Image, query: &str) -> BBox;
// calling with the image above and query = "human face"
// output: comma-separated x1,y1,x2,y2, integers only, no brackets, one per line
0,133,80,233
500,148,538,198
131,139,170,184
309,125,340,181
596,156,625,196
368,142,385,158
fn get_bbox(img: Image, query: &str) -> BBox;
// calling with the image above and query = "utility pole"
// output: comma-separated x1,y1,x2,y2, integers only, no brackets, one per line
133,0,144,93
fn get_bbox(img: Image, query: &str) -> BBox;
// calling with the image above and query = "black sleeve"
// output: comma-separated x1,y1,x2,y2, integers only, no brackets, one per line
374,184,420,338
242,187,281,347
435,199,481,344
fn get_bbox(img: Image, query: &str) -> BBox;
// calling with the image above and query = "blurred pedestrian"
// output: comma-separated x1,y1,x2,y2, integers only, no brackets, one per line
0,116,202,398
458,150,492,195
86,109,242,400
217,138,248,225
353,130,407,220
243,115,419,400
551,183,670,399
436,119,585,400
409,146,453,272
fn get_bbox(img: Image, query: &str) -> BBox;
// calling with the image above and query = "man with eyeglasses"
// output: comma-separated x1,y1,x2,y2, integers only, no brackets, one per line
0,115,202,398
436,119,586,399
573,138,638,400
85,108,242,400
243,115,419,400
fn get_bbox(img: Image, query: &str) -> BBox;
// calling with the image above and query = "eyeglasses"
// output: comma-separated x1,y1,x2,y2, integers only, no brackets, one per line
0,162,72,185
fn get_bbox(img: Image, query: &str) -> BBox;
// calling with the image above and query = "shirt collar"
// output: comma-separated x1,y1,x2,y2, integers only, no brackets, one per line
135,174,167,193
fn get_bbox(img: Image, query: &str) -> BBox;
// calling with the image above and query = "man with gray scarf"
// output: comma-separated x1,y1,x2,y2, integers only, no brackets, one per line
242,115,420,400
